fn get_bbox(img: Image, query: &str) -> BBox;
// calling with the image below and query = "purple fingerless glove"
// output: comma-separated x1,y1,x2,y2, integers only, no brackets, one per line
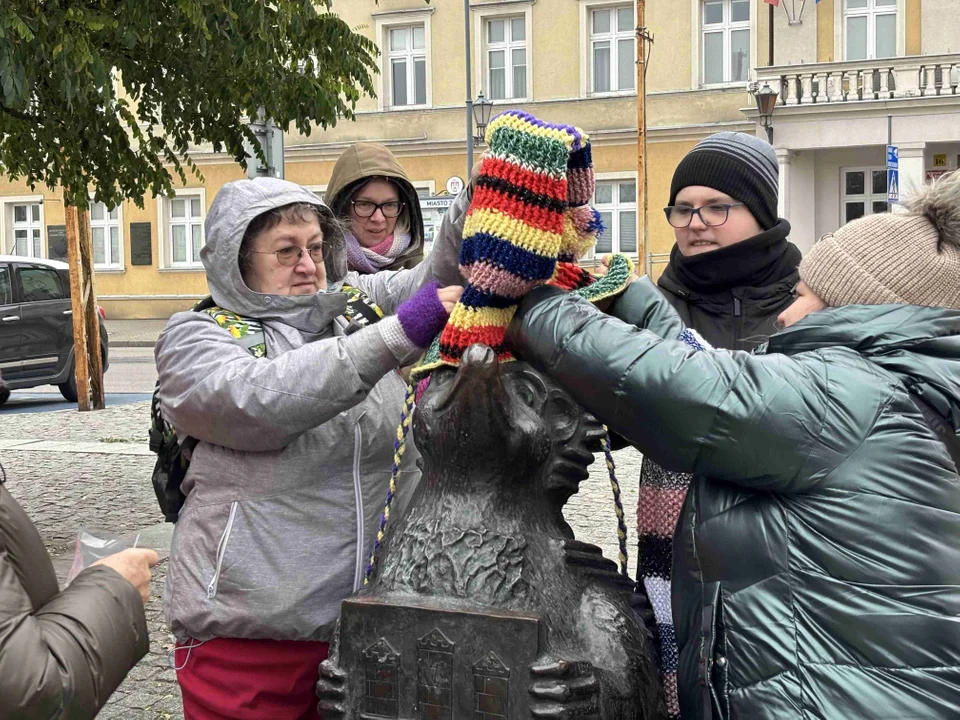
397,280,450,348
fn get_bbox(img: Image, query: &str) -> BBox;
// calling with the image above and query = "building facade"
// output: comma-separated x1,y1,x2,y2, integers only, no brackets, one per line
750,0,958,253
0,0,954,317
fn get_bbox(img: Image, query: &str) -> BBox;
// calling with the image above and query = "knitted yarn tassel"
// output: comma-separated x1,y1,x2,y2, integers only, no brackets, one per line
364,382,416,585
602,426,630,578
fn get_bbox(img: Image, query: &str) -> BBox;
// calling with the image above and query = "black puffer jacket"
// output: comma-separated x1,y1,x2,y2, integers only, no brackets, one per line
658,219,800,352
509,279,960,719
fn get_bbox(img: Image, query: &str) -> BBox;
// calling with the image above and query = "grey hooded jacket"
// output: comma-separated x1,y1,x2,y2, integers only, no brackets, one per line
155,178,468,643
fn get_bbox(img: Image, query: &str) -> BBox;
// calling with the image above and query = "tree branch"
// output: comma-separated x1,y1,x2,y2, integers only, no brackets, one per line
0,103,42,124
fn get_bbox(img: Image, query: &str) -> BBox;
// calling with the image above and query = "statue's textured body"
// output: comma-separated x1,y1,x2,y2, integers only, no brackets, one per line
319,345,663,719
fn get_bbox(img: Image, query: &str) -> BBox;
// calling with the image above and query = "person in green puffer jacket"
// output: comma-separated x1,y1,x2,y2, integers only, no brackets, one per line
507,172,960,719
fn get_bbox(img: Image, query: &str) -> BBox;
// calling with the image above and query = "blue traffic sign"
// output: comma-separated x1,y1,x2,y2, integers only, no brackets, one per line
888,168,900,204
887,145,899,168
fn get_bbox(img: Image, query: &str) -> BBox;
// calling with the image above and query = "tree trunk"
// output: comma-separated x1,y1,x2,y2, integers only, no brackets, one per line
636,0,648,277
64,204,105,411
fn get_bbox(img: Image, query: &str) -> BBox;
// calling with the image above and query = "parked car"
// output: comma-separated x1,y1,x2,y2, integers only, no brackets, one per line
0,255,108,405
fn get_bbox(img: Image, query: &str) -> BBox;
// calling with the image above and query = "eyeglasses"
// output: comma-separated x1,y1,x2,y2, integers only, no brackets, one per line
663,203,745,229
351,200,404,218
249,243,324,266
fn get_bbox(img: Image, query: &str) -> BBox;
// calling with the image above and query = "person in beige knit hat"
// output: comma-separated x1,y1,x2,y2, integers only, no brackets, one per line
507,169,960,719
778,171,960,327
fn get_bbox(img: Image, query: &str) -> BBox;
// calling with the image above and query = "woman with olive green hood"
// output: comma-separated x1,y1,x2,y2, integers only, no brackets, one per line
326,142,425,273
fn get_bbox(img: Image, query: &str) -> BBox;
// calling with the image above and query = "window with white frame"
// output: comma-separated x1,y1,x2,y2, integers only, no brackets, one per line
841,167,889,224
166,194,204,267
844,0,896,61
702,0,750,86
388,25,427,108
486,17,527,100
90,200,121,269
590,5,635,94
11,203,43,257
592,179,637,256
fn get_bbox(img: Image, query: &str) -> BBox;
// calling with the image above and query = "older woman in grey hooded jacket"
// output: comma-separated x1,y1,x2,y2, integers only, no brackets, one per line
155,177,465,718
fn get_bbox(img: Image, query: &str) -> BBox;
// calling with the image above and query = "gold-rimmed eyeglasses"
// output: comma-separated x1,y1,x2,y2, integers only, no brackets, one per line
249,244,324,266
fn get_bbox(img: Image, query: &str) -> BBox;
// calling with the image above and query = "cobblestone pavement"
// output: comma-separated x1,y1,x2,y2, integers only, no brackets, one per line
2,401,642,719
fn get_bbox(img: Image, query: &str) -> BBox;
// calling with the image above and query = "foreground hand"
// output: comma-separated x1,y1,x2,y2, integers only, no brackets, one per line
316,659,347,717
438,285,464,313
530,658,600,719
93,548,160,605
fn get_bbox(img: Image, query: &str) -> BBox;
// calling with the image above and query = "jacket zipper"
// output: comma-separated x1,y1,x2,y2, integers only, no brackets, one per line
352,415,366,591
207,501,238,599
732,297,742,348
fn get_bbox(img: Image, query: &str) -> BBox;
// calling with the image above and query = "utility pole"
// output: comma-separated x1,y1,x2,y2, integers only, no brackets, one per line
769,3,775,66
65,205,105,411
464,0,474,180
636,0,652,277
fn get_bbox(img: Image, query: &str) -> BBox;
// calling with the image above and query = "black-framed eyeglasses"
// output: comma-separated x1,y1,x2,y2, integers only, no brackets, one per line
351,200,404,218
663,203,745,229
250,243,324,266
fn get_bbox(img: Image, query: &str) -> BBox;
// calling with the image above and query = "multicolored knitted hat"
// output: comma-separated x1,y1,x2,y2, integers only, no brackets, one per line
365,111,634,584
413,109,632,382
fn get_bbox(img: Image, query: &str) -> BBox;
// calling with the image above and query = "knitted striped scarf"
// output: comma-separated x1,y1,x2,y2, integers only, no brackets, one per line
345,230,413,273
638,327,710,720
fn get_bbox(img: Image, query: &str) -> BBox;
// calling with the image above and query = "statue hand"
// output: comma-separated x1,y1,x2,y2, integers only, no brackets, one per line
316,658,347,717
529,657,600,719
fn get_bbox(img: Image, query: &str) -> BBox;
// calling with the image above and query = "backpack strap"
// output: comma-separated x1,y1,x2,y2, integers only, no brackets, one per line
201,307,267,358
909,393,960,471
340,283,384,334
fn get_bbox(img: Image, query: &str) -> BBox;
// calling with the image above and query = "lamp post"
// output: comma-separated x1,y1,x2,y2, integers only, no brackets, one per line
754,82,779,145
472,92,493,145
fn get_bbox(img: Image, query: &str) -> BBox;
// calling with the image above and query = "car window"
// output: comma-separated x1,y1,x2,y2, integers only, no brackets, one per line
0,266,11,305
18,267,65,302
58,269,72,298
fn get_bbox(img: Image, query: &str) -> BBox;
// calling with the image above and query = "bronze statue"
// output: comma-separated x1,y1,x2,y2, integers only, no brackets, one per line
318,344,663,718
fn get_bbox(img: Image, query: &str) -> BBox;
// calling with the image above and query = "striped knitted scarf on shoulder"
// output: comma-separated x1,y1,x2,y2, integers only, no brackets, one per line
638,326,710,720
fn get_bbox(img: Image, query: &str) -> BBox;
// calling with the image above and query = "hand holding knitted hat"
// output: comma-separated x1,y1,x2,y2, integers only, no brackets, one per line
800,171,960,309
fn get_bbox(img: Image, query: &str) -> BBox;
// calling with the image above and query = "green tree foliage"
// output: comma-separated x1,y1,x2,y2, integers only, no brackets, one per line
0,1,379,209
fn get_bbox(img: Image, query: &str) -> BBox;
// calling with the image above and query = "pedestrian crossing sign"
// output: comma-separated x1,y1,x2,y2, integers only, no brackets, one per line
888,169,900,204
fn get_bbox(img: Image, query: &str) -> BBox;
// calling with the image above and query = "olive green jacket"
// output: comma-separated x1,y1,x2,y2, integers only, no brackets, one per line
0,484,148,718
509,278,960,719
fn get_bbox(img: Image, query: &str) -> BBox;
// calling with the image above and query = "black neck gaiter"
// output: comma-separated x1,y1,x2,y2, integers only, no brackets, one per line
666,219,800,295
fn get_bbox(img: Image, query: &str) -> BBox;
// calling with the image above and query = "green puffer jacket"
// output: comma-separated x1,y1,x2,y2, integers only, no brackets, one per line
508,278,960,720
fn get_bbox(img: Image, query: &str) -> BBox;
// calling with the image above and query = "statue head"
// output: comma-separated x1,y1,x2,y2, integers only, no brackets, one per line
413,344,605,511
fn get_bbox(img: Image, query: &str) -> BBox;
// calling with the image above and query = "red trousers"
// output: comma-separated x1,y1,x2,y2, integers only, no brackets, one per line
175,637,329,719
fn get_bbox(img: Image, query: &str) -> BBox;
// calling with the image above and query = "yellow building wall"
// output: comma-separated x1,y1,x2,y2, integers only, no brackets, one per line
646,0,693,93
646,140,698,281
817,0,835,63
905,0,922,56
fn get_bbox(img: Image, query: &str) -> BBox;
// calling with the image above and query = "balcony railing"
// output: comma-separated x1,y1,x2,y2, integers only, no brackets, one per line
754,54,960,107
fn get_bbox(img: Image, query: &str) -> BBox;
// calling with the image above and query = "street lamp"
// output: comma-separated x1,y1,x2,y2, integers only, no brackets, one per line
473,92,494,145
753,82,779,145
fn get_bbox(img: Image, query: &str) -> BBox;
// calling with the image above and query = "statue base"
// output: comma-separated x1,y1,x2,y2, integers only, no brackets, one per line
339,596,541,719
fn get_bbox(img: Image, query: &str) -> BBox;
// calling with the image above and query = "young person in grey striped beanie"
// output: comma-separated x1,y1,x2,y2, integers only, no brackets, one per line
638,131,801,719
